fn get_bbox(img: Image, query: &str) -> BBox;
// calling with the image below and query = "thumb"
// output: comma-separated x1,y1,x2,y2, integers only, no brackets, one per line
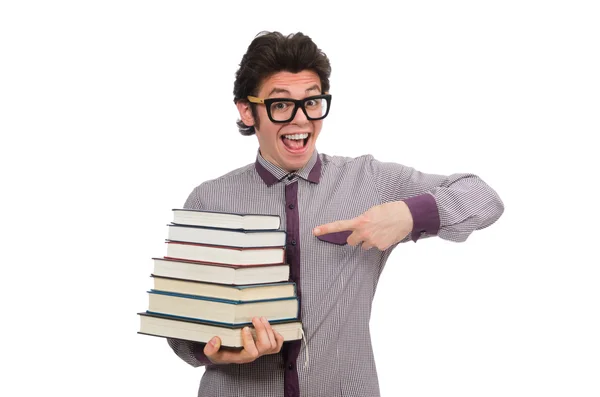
204,336,221,356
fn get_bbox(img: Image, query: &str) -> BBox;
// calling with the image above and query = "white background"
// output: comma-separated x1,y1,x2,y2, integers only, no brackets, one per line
1,1,599,396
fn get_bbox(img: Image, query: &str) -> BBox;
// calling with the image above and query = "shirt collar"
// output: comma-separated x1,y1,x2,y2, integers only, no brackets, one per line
255,149,322,186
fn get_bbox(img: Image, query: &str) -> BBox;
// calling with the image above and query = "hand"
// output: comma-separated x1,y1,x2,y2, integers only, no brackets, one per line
203,316,284,364
313,201,414,251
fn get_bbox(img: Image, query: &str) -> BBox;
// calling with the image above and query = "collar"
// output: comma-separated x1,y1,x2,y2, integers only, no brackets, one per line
255,149,322,186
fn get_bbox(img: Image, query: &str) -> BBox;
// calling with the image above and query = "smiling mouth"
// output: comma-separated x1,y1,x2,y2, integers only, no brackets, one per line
281,133,310,150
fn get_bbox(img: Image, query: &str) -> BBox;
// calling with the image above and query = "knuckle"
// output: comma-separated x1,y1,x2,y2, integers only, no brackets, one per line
258,341,270,352
253,342,264,352
356,215,369,226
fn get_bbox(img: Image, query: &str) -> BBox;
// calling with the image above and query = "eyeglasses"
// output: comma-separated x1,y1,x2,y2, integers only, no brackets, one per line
247,93,331,123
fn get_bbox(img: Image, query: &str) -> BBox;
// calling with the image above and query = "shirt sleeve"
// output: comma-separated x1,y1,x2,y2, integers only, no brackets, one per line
368,157,504,242
165,185,214,367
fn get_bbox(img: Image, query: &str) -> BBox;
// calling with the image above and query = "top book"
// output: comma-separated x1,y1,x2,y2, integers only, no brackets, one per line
172,209,281,231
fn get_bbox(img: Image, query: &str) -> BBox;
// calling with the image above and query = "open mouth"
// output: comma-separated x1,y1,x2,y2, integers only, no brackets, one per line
281,133,310,152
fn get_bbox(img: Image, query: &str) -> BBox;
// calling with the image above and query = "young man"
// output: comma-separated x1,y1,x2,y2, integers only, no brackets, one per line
167,31,504,397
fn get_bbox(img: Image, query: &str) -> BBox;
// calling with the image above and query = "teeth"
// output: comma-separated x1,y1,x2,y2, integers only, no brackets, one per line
283,133,309,140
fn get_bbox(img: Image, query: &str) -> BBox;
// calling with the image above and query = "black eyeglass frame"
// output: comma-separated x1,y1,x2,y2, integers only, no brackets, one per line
246,93,332,123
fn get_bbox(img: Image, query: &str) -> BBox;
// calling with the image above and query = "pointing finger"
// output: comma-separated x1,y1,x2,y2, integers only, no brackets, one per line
313,218,356,236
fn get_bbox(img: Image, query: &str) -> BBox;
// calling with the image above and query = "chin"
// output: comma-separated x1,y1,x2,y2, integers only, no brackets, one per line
279,159,302,172
286,152,313,170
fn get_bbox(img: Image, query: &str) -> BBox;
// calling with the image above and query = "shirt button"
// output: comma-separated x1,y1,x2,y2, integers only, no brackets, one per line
288,363,294,370
288,204,295,209
290,240,297,246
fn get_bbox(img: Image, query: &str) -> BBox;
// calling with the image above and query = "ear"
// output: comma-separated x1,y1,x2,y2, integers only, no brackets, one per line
236,101,255,127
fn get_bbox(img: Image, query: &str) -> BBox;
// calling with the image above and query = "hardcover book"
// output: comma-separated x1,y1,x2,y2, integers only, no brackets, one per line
167,224,286,248
172,209,281,230
152,258,290,285
165,241,286,266
147,290,299,326
151,275,296,301
138,311,303,347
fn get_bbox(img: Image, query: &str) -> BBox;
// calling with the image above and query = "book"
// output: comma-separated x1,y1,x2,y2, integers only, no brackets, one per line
167,224,286,248
137,209,298,349
165,241,285,266
152,258,290,285
138,312,303,347
172,209,281,230
151,275,296,302
147,290,299,326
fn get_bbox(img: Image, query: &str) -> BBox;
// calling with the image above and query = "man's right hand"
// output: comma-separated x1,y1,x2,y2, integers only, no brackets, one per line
204,316,284,364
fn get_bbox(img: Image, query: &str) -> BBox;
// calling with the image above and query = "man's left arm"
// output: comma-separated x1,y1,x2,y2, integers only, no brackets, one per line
387,162,504,243
314,157,504,247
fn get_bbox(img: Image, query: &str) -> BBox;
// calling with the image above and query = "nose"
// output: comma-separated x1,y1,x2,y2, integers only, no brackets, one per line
291,105,309,125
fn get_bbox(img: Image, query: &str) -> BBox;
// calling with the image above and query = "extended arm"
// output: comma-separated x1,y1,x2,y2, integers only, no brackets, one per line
313,157,504,248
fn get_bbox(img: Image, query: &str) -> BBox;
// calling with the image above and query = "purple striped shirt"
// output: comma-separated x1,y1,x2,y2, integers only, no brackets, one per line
167,150,504,397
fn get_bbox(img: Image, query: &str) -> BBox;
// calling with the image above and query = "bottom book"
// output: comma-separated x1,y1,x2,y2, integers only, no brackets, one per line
138,312,303,347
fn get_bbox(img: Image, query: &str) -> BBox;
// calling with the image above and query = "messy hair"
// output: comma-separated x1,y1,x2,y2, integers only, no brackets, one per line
233,31,332,135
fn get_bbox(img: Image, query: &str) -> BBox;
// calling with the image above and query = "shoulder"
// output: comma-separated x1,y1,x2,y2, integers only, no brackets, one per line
195,162,255,190
184,162,256,208
208,162,256,183
320,152,375,166
320,152,376,172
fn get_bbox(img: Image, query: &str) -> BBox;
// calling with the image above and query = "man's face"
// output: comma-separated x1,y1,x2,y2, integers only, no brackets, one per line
238,70,324,172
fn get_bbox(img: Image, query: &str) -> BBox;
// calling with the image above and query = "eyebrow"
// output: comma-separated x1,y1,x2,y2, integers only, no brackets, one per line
267,84,321,97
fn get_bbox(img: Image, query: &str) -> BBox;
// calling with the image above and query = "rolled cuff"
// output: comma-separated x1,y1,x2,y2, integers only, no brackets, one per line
403,193,441,242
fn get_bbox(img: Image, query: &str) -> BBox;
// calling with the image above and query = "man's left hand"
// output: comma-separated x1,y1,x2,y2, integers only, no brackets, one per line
313,201,414,251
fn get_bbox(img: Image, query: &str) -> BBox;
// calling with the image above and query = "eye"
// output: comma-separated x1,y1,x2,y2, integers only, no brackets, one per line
305,99,320,108
273,102,288,110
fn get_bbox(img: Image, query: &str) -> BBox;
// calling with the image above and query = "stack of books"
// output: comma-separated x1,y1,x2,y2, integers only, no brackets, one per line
138,209,303,347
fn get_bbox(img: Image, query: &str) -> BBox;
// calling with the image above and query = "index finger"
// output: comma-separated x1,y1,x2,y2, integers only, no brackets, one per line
313,218,356,236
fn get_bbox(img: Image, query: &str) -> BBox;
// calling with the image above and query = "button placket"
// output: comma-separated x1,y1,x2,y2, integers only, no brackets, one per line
283,180,301,397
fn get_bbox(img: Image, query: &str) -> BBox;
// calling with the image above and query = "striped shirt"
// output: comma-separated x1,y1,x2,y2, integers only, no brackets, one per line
167,150,504,397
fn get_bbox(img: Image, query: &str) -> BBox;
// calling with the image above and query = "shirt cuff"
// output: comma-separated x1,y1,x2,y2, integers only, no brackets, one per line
403,193,441,242
192,342,214,365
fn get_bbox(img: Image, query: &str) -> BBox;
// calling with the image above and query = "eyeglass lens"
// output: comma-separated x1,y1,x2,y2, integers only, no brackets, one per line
269,97,329,121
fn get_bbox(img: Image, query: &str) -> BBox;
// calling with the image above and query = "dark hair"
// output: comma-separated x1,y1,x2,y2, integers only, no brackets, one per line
233,31,332,136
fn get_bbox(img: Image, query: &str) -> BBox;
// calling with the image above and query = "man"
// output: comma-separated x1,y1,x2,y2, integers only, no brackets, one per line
167,31,504,397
